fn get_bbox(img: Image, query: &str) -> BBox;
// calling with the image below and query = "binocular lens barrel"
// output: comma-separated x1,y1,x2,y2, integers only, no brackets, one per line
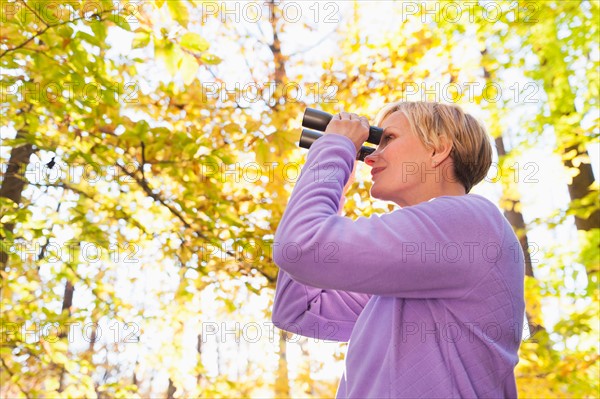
302,108,334,132
299,108,380,162
302,108,383,145
299,128,375,162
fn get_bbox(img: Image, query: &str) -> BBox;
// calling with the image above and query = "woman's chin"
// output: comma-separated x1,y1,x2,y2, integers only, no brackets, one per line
369,186,384,201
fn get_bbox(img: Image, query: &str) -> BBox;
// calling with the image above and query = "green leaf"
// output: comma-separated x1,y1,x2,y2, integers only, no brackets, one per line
0,347,12,356
90,20,107,40
200,53,222,65
221,214,244,228
255,141,270,165
75,31,101,47
57,25,73,39
179,53,198,85
215,150,235,164
113,15,131,31
168,1,189,27
223,123,240,134
155,41,184,77
132,31,151,49
180,32,209,53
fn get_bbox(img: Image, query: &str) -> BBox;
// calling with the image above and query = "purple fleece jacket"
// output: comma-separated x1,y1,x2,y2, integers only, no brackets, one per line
271,134,525,398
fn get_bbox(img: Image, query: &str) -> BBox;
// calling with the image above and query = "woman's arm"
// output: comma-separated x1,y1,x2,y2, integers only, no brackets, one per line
273,134,505,298
271,270,371,342
272,159,370,342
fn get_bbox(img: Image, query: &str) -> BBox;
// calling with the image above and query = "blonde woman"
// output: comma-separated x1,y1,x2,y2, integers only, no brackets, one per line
272,102,525,398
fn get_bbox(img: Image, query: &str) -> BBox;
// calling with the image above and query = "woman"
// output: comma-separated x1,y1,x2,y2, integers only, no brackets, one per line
271,101,525,398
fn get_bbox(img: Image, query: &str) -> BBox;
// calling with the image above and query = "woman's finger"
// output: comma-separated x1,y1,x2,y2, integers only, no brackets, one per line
359,116,370,128
339,111,350,120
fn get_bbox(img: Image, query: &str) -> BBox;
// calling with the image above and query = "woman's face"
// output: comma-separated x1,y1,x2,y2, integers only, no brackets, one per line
365,111,436,207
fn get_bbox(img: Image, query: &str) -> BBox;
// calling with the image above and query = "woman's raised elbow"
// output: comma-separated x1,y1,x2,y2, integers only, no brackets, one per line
272,230,310,271
272,232,290,269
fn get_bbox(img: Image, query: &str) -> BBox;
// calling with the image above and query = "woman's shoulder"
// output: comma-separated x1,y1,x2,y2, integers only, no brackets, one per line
398,194,507,236
418,193,502,216
376,194,505,227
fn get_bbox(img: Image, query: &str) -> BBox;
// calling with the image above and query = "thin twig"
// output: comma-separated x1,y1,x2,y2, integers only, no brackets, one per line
117,164,275,283
19,0,49,28
0,9,114,59
1,357,32,399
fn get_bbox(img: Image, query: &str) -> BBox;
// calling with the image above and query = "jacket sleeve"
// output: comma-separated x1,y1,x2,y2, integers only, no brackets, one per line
272,134,504,298
271,269,371,342
270,135,371,342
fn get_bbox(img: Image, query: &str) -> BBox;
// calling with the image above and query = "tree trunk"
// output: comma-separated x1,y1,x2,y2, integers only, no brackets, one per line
274,331,290,398
167,378,177,399
494,138,534,278
299,337,315,396
56,270,75,392
0,129,34,269
0,129,35,394
527,8,599,234
564,146,599,232
494,136,550,347
267,0,287,89
480,52,551,348
266,2,291,396
196,333,203,386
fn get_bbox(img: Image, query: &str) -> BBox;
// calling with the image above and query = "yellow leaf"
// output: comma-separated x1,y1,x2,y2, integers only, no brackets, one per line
168,1,189,27
155,41,183,77
180,53,198,85
255,141,271,165
562,149,578,161
200,53,222,65
572,154,590,167
132,30,150,49
180,32,209,52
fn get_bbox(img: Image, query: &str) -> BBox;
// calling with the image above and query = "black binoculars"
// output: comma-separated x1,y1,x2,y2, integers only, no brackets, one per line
298,108,383,162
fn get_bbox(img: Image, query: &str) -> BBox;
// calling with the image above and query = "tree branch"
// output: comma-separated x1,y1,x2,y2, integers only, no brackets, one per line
1,357,32,399
0,9,115,59
19,0,49,28
117,164,275,283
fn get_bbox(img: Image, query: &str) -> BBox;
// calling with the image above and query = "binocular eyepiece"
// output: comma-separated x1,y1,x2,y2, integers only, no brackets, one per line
299,108,383,162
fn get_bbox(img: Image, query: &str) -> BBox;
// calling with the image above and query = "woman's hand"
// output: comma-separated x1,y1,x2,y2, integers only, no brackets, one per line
324,111,370,153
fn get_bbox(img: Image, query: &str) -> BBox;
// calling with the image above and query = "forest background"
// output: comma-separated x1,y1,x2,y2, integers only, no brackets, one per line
1,0,598,397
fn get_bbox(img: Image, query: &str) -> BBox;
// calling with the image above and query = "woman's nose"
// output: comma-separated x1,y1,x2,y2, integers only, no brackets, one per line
364,150,379,166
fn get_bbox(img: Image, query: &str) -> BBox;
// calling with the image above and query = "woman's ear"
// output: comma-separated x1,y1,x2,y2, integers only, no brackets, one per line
431,136,453,167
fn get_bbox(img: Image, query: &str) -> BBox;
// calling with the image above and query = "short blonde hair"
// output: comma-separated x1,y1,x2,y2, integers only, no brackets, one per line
374,101,493,193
